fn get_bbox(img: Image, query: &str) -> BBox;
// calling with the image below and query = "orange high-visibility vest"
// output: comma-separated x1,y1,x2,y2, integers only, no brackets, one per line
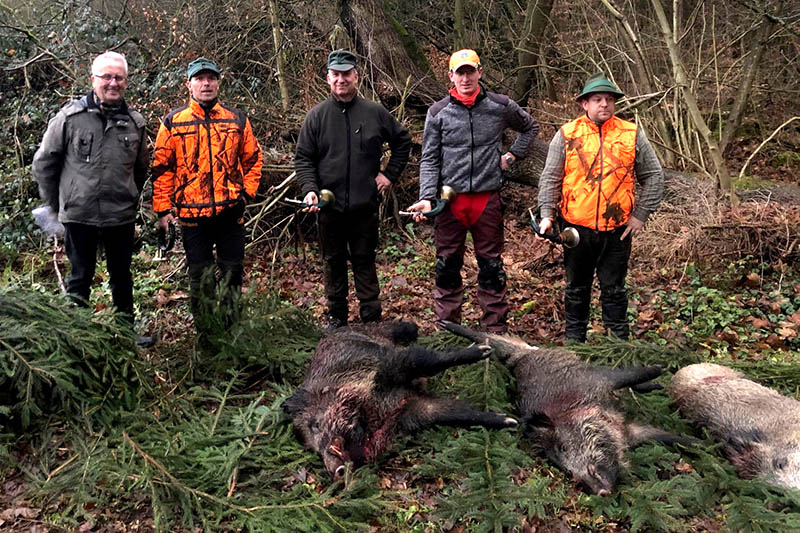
559,115,636,231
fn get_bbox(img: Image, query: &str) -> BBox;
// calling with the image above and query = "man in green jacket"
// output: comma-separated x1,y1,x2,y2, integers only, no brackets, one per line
295,50,411,328
32,51,154,347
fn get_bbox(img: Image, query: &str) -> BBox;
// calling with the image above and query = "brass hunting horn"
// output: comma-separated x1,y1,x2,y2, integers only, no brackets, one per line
285,189,336,210
528,207,580,248
400,185,457,218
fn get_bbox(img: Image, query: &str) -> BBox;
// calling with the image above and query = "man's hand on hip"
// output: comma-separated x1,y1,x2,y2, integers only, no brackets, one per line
376,172,391,193
620,216,644,240
500,152,516,171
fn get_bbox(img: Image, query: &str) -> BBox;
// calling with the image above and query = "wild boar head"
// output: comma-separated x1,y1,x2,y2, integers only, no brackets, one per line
525,407,627,496
724,430,800,490
282,387,369,481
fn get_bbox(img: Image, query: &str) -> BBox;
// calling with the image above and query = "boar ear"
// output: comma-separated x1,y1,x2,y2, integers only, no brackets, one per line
388,321,419,344
523,411,553,430
282,388,310,416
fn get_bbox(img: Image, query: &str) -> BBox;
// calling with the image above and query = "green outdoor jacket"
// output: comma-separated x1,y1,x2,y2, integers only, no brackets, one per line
32,90,149,226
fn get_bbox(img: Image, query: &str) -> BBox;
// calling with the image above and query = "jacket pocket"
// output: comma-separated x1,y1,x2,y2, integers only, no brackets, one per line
73,131,93,163
117,133,140,167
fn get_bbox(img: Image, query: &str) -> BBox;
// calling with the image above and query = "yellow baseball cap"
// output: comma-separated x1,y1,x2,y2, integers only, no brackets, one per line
449,49,480,72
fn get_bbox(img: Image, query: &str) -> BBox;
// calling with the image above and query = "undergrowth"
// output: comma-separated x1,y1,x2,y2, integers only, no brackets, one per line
3,259,800,531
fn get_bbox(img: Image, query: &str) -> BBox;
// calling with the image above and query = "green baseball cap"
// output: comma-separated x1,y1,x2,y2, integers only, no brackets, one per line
576,73,624,101
187,57,220,80
327,50,357,71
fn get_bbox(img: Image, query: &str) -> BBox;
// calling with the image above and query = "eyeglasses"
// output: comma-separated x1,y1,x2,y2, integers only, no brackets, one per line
93,73,127,83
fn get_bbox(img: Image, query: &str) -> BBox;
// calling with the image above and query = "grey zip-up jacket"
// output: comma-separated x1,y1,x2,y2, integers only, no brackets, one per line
419,87,538,201
32,91,149,226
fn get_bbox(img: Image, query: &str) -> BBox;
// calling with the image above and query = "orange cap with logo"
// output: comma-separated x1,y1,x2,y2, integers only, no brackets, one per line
449,49,481,72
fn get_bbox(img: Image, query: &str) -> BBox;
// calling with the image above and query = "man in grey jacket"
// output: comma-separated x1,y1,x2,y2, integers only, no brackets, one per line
32,51,153,347
407,49,537,333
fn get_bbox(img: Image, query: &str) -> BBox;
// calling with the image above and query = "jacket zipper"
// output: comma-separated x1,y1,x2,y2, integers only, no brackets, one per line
468,107,474,192
344,106,351,210
204,108,216,216
594,123,603,230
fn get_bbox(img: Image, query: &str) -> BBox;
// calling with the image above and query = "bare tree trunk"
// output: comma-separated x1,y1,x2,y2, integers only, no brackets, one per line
719,19,776,156
512,0,554,104
267,0,290,113
599,0,675,167
454,0,466,49
339,0,444,108
651,0,737,204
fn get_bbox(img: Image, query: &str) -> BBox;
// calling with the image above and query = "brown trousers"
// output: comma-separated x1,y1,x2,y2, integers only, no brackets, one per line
433,192,508,332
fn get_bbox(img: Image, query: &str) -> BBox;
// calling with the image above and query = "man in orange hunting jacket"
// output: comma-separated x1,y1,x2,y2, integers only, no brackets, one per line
152,57,262,342
537,73,663,342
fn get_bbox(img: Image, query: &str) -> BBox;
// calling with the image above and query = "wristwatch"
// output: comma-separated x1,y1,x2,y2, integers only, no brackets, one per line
503,153,514,165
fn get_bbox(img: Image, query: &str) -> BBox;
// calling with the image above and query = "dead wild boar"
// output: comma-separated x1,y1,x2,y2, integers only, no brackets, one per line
441,321,690,495
282,321,517,480
669,362,800,490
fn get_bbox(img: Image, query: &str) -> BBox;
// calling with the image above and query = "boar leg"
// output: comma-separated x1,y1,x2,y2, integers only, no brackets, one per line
601,365,663,390
398,396,517,432
628,423,698,447
385,344,491,381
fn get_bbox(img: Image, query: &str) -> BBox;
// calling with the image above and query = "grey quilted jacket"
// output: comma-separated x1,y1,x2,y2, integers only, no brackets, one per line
32,91,149,226
419,87,538,201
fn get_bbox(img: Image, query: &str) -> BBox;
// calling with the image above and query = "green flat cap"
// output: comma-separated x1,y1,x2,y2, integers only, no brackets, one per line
187,57,220,80
328,49,357,71
576,73,624,101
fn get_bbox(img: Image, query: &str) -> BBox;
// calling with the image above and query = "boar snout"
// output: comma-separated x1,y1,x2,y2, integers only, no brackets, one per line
323,436,352,480
334,464,347,481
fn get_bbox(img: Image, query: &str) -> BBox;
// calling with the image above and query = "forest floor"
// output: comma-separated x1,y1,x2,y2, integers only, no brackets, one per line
3,176,800,532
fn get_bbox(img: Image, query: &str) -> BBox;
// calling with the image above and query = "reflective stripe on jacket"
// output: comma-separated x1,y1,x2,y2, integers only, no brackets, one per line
560,115,637,230
152,99,262,218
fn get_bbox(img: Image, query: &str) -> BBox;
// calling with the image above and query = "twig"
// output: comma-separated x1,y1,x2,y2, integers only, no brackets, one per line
122,432,346,526
738,116,800,179
45,453,80,483
227,406,271,498
52,236,66,295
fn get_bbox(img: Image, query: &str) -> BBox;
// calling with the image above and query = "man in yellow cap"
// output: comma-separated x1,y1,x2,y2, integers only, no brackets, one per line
537,73,664,342
407,49,538,333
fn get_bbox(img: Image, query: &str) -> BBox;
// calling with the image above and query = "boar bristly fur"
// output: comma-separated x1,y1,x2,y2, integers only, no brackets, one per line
441,321,689,495
669,363,800,490
283,321,517,480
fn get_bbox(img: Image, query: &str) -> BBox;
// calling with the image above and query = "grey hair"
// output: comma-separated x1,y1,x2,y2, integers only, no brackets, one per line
92,51,128,76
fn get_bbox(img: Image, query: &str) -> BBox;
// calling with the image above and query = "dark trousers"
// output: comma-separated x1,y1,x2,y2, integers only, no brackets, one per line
180,203,246,330
64,222,135,322
563,224,632,342
319,207,381,323
434,192,508,332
